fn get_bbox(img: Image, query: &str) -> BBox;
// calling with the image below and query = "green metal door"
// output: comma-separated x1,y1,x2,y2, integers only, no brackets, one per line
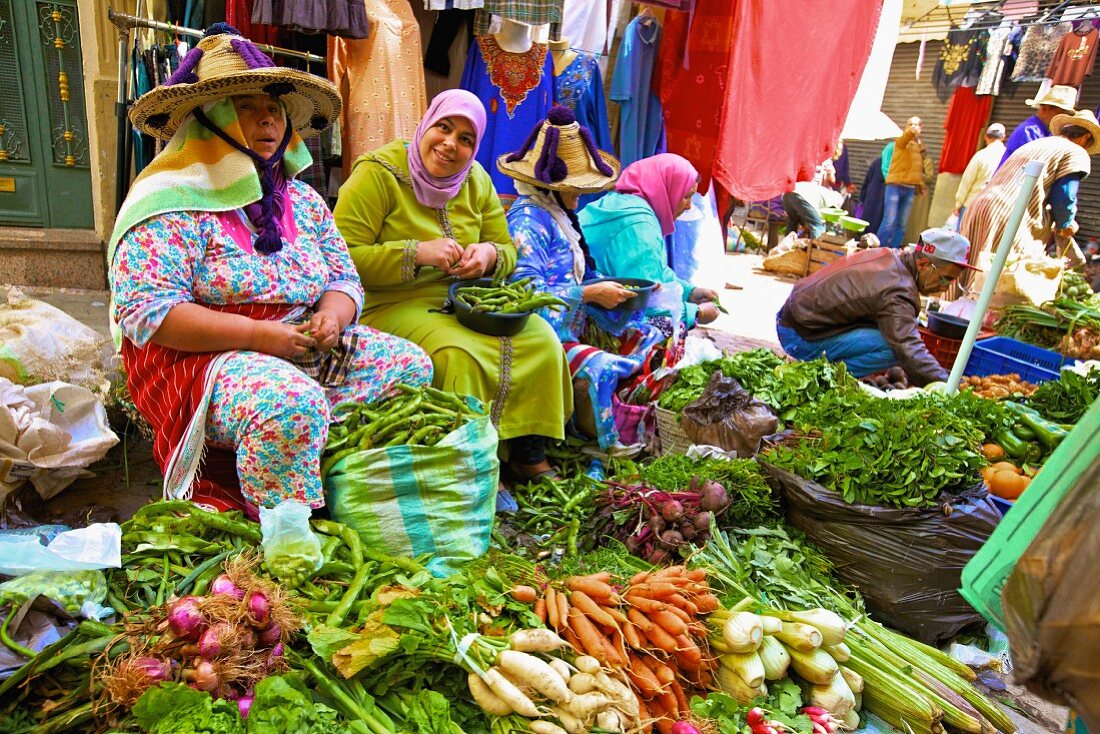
0,0,93,228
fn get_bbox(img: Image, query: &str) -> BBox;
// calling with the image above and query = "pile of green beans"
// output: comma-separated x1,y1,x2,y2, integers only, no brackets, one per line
323,384,484,471
454,277,568,314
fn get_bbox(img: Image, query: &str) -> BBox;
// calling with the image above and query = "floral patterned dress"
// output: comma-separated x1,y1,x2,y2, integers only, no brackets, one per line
112,180,432,509
507,196,664,448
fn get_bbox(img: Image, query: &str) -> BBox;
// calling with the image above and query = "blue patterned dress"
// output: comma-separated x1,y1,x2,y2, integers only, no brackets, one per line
555,50,612,210
507,197,664,448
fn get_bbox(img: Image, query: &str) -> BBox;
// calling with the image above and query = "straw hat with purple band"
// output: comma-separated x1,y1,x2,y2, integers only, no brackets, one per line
916,228,981,271
496,106,621,194
129,23,341,141
1050,109,1100,155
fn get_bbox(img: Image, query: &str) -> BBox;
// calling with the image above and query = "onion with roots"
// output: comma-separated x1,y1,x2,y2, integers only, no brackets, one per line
211,574,246,600
186,660,219,692
257,623,282,647
237,694,254,718
247,591,272,628
168,596,208,642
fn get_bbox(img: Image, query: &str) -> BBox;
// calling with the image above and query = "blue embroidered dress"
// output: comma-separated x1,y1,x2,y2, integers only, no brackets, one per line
555,50,613,209
508,196,664,448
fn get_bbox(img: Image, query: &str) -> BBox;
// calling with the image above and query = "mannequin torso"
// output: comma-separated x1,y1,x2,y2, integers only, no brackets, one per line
550,38,579,75
495,18,534,53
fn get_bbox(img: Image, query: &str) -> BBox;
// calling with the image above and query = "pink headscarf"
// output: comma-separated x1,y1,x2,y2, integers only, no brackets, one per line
408,89,488,209
614,154,699,236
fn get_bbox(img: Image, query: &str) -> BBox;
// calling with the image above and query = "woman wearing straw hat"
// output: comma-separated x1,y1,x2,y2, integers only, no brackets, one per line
959,109,1100,282
333,90,572,482
499,107,666,449
110,25,433,513
578,154,722,331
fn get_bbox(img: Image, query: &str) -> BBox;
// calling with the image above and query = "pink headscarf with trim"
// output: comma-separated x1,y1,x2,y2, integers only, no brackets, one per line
615,154,699,236
408,89,488,209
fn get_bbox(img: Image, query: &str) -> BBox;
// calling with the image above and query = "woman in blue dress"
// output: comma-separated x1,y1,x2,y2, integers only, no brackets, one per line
499,107,665,449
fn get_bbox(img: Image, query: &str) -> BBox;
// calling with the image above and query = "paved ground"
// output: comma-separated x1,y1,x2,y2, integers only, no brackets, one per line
5,258,1070,732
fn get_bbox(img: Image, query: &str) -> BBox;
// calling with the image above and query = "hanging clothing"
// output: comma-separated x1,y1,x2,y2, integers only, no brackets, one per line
426,0,483,8
939,86,995,174
507,196,664,448
472,0,565,35
961,135,1091,269
858,156,886,235
713,0,880,202
554,51,611,152
655,0,735,193
932,27,983,102
423,9,474,77
610,13,665,168
252,0,369,38
1047,24,1099,87
460,35,554,200
560,0,608,55
998,114,1050,169
976,24,1015,96
329,0,426,174
333,139,572,441
1011,22,1073,81
226,0,280,44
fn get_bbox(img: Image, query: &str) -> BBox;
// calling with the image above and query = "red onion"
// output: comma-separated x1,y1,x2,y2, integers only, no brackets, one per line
168,596,208,642
129,656,175,682
268,642,285,667
186,660,219,691
247,591,271,627
211,574,245,600
237,694,254,719
198,622,234,660
257,623,282,647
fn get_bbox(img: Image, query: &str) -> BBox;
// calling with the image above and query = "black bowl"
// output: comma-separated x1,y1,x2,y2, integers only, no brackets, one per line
927,311,970,340
449,278,532,337
584,277,659,312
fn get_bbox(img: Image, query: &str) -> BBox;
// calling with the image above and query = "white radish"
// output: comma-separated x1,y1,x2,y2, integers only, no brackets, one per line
467,672,512,716
568,672,600,694
548,658,573,683
498,650,573,704
573,655,601,674
596,710,623,732
550,706,587,734
529,722,569,734
594,672,636,706
510,629,569,652
565,691,615,719
482,667,541,717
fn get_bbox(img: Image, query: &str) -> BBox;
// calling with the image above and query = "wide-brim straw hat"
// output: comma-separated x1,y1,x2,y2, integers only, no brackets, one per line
497,107,620,194
1051,109,1100,155
1026,84,1077,111
130,24,341,141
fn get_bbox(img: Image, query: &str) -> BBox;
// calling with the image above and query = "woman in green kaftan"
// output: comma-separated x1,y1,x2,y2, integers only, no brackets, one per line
334,89,572,479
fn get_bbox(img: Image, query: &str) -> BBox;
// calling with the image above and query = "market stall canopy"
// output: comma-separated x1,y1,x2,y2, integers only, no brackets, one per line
898,0,1038,42
842,0,904,141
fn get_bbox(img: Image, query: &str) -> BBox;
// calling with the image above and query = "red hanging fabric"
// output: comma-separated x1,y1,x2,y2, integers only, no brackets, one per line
713,0,881,202
226,0,280,46
655,0,734,194
939,86,995,174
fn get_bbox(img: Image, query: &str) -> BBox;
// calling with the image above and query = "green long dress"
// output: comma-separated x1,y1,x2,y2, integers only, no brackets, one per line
334,139,572,441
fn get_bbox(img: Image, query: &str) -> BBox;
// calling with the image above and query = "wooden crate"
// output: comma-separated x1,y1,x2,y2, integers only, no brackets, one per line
806,239,850,276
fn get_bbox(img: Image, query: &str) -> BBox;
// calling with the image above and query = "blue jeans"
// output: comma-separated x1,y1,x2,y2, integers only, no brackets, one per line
776,322,897,377
876,184,916,249
782,192,826,240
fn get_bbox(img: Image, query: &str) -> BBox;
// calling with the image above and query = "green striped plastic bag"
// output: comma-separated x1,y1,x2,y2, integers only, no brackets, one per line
323,397,499,577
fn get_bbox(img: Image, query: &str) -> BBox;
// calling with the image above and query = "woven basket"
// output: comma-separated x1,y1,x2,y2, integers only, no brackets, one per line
655,406,692,456
762,246,810,277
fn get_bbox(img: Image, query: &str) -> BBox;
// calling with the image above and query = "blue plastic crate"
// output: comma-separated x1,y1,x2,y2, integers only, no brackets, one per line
963,336,1069,384
990,495,1014,516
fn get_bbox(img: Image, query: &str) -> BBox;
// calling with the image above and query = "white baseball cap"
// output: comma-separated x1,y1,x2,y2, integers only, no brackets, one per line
916,228,981,271
986,123,1006,137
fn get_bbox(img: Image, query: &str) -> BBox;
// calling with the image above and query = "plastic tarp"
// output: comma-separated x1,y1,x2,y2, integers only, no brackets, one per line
714,1,883,202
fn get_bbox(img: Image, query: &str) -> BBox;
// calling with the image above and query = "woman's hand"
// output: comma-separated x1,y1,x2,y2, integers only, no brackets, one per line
448,243,498,279
307,309,341,352
416,238,464,270
696,302,721,324
689,287,719,304
582,281,635,308
249,320,317,358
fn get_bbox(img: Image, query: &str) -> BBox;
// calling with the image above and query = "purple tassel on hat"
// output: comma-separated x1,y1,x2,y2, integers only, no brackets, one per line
231,38,276,69
165,47,204,85
535,126,568,183
577,125,614,177
546,105,575,126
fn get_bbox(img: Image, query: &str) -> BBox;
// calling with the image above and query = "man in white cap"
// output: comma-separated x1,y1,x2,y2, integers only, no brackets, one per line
952,123,1007,225
776,228,979,386
997,84,1077,169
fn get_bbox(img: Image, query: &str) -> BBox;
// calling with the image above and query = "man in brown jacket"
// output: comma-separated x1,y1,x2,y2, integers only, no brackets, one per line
775,229,979,386
876,116,925,249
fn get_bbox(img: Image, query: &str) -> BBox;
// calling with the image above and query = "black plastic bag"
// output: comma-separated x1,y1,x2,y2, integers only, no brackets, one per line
1003,450,1100,728
681,373,778,457
763,463,1001,645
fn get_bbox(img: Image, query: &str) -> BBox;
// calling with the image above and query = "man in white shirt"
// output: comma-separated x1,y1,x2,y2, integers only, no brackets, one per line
952,123,1007,225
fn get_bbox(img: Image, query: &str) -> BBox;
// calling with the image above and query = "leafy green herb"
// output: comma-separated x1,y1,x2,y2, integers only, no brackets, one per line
1026,367,1100,423
637,454,779,527
247,675,352,734
689,679,811,734
131,682,246,734
657,349,785,411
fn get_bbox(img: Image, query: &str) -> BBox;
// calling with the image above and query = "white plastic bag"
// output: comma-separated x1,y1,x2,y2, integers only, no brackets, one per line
0,523,121,576
945,212,960,232
259,501,323,585
0,286,112,391
0,379,119,502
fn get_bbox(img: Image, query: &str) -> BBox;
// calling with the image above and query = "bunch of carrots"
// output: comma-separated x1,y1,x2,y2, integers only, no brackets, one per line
526,566,720,733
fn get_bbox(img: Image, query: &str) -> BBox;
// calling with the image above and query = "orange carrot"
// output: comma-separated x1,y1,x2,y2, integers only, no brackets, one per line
626,595,669,613
581,571,612,583
673,634,703,673
670,679,690,715
662,603,692,625
666,593,699,617
623,619,644,649
562,625,584,652
627,607,655,633
626,653,663,696
546,587,560,630
567,576,616,600
685,568,707,582
600,629,627,666
692,592,720,613
651,609,689,637
600,604,629,624
656,690,679,718
556,589,570,631
649,659,676,687
610,628,630,665
509,585,538,603
642,620,679,653
653,565,685,577
569,607,610,662
533,597,547,624
635,694,652,733
630,570,651,585
655,718,676,734
570,590,617,627
627,582,680,599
